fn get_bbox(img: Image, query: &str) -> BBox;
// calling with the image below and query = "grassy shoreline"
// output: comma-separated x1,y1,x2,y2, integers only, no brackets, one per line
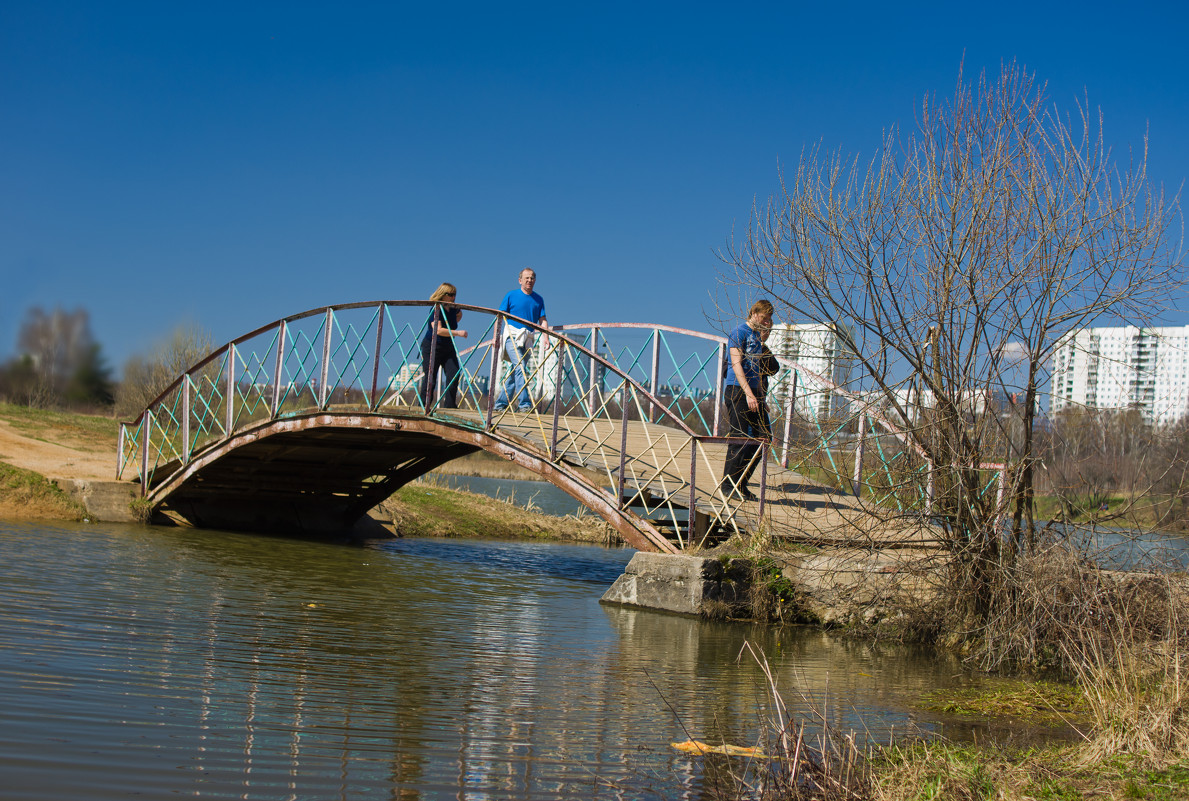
377,474,621,545
0,460,89,520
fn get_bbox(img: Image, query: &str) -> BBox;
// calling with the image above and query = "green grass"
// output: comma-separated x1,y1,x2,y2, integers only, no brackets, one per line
871,744,1189,800
0,402,119,450
0,461,87,519
1116,761,1189,800
920,678,1091,728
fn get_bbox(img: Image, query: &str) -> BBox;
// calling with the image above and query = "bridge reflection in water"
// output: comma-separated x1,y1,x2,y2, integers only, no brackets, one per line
117,301,948,551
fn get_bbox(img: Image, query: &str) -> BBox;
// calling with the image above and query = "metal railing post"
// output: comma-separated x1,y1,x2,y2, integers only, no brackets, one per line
852,412,867,497
370,304,385,410
181,373,191,466
649,328,660,423
116,424,125,480
688,439,698,550
225,345,236,436
550,339,564,458
140,411,152,497
486,315,504,429
589,326,600,412
712,342,725,436
616,383,630,507
758,444,767,517
271,320,287,419
781,370,797,468
319,308,332,409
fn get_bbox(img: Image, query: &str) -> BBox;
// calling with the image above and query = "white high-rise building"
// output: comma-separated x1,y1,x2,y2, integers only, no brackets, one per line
1050,325,1189,426
765,323,855,420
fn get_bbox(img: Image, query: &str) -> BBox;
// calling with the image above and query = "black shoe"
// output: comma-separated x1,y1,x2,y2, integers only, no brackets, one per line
719,482,756,502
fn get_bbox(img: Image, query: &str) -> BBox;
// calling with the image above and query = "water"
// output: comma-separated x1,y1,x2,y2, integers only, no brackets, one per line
0,519,1048,800
431,474,587,516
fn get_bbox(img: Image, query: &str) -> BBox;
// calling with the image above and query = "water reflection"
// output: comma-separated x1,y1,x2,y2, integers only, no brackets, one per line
0,519,1059,800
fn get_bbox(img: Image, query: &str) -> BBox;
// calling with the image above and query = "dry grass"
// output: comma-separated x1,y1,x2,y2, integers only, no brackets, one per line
1062,579,1189,766
0,402,119,452
429,449,609,486
377,477,622,545
678,642,871,801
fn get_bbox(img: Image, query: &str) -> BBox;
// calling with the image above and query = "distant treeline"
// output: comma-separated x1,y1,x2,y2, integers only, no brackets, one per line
0,305,212,419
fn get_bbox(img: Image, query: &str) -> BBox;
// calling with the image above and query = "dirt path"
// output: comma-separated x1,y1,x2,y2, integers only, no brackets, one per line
0,419,117,481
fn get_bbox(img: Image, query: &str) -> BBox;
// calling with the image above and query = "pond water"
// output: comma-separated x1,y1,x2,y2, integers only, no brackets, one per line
432,474,589,516
0,519,1062,800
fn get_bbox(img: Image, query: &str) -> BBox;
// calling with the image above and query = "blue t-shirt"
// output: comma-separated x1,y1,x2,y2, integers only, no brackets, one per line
500,289,546,329
724,321,763,389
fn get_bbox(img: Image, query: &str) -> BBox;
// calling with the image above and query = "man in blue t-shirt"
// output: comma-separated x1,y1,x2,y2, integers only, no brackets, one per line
493,267,548,412
721,299,774,500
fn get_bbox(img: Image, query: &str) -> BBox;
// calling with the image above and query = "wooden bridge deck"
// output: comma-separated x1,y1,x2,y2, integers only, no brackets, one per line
441,409,939,547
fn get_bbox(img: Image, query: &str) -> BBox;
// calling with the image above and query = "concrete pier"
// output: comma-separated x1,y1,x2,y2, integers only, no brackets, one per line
600,552,750,616
53,479,139,523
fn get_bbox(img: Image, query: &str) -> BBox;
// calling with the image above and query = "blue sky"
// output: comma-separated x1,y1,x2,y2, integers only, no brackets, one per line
3,2,1187,375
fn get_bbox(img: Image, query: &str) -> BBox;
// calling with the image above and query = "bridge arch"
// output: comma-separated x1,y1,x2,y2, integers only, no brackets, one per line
146,409,680,553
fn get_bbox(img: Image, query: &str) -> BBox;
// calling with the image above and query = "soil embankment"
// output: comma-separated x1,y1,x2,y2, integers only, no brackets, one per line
0,417,117,482
0,411,118,519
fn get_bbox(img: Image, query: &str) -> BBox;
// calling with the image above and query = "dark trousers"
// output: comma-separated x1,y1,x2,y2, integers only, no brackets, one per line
420,342,460,409
722,384,768,490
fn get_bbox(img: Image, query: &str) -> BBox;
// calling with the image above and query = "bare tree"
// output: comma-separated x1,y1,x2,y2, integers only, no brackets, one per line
0,306,112,409
721,63,1183,642
115,324,215,419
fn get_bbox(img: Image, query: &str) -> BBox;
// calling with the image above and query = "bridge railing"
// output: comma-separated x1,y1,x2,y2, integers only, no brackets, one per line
117,302,769,547
548,324,1014,518
116,304,1006,540
548,323,946,514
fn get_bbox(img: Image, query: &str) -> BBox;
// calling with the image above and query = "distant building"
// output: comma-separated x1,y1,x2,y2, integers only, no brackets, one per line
765,323,855,420
1051,325,1189,426
863,386,1016,427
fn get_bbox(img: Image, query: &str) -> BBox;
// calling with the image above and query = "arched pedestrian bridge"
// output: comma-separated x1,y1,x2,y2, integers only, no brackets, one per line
118,301,953,552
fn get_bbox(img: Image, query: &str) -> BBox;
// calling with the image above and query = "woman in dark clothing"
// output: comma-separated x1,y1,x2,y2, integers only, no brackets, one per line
419,283,468,409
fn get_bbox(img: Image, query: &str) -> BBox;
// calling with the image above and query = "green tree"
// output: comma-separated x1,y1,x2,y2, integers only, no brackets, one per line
64,342,115,408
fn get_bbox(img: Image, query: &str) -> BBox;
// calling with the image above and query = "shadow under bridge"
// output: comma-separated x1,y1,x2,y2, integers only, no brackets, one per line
117,301,773,553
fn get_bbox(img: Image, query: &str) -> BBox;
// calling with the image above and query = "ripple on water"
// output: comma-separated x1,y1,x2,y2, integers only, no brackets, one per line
0,519,1045,799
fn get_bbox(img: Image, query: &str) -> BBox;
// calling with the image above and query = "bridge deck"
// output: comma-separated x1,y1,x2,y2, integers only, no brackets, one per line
442,409,938,547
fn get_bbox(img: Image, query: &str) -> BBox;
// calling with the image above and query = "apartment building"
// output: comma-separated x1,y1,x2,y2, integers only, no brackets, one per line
765,323,855,419
1050,325,1189,426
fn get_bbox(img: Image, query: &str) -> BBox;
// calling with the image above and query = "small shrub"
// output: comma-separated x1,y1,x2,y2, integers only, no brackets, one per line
129,497,155,524
747,556,813,624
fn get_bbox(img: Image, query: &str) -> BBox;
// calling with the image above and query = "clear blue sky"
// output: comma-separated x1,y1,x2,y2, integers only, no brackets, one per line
3,1,1187,375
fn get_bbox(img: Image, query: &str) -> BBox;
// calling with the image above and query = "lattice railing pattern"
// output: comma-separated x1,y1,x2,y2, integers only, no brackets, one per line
551,323,988,515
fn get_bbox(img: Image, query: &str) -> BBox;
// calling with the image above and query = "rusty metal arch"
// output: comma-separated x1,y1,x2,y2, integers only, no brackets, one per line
145,410,680,554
